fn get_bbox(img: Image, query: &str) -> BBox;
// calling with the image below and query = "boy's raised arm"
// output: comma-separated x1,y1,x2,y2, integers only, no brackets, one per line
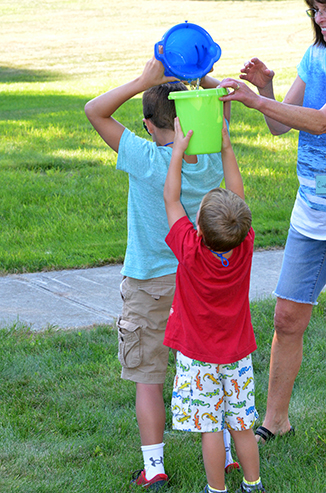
84,57,177,153
221,119,245,200
164,117,193,229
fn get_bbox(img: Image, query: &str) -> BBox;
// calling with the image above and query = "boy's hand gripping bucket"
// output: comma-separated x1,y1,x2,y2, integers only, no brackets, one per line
154,21,222,82
168,87,228,155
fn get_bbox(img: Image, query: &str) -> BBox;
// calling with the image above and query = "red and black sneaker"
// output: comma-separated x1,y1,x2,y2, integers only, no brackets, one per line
130,469,169,491
225,461,240,474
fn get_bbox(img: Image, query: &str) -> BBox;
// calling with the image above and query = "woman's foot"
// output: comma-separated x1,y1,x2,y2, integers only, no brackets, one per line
255,424,295,444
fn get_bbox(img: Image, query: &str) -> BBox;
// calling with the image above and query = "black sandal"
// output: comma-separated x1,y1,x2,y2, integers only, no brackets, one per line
255,425,295,442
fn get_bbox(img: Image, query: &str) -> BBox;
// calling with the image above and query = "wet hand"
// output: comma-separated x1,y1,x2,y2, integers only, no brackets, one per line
140,56,178,89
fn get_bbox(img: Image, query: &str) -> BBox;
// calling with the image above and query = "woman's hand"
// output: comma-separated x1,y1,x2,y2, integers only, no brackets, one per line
240,57,274,91
218,78,259,108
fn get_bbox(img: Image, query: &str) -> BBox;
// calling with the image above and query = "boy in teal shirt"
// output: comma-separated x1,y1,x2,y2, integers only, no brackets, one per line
85,56,236,490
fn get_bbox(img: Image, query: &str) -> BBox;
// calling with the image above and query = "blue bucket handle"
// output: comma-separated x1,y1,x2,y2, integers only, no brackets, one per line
154,42,175,78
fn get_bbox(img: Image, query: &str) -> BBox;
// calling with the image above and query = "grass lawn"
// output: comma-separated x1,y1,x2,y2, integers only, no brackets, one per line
1,295,326,492
0,0,314,273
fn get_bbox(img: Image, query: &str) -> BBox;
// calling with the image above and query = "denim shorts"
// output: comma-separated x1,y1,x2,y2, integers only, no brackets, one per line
274,225,326,305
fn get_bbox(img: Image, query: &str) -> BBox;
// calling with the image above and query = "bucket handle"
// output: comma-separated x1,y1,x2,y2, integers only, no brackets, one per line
154,42,164,61
154,42,176,78
216,87,228,97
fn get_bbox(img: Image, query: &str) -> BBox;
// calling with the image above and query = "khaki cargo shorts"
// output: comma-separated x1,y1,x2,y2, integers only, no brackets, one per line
117,274,176,384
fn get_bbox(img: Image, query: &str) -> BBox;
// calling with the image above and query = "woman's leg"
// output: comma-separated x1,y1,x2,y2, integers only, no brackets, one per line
259,298,312,440
257,226,326,441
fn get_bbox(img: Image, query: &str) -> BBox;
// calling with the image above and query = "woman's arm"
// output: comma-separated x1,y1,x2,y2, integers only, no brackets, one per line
219,56,326,136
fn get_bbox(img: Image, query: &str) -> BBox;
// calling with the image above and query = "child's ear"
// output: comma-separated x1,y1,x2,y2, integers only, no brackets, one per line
144,118,155,135
196,211,202,237
196,208,203,236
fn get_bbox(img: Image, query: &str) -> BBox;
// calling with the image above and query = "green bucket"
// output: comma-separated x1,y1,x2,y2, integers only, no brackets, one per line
168,87,228,155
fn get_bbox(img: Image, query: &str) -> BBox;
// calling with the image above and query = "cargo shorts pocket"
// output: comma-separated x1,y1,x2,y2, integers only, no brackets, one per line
138,282,175,301
117,317,142,369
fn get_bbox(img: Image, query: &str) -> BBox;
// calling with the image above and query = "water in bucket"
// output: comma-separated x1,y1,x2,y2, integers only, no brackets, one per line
168,87,228,155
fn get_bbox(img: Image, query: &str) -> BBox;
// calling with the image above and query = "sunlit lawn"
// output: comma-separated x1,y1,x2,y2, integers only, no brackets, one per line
0,0,312,272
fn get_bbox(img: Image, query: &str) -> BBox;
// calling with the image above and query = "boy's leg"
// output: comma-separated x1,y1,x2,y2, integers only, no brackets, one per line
230,429,265,492
222,356,263,490
229,429,260,483
136,382,166,480
202,432,226,491
117,275,175,486
136,383,165,445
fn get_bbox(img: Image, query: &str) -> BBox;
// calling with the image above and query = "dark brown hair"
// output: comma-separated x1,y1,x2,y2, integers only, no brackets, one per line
198,188,252,252
142,82,188,130
305,0,326,46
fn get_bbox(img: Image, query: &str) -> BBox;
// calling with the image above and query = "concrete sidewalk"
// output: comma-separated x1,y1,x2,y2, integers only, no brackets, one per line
0,249,284,331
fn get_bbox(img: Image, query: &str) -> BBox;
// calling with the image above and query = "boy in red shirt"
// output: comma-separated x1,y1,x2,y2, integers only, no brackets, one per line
163,118,265,493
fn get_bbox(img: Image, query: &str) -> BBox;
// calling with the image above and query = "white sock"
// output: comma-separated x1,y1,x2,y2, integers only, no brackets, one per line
141,442,165,480
223,429,234,467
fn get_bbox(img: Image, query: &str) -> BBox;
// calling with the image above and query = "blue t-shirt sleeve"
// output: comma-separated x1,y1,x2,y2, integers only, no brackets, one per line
297,46,311,84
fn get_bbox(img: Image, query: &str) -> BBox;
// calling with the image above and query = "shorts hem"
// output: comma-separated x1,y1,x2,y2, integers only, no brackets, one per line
172,420,257,433
121,369,166,385
273,291,318,306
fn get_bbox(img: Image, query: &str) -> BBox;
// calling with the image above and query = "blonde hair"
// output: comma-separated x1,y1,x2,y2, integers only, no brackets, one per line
198,188,252,252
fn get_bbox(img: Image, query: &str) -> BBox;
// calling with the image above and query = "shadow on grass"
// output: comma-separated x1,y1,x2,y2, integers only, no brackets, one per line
0,91,297,251
0,93,145,171
0,66,67,83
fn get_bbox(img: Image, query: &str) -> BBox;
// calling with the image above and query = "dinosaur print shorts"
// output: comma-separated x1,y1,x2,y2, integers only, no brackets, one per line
171,352,259,433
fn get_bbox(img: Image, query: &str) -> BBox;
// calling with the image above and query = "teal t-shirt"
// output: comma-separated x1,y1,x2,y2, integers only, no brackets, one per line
116,128,224,279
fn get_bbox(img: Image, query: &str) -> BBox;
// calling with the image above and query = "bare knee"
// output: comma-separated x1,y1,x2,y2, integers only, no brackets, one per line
274,298,312,338
136,382,164,399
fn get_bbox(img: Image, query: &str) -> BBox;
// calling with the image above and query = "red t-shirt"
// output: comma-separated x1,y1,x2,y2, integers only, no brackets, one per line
164,216,256,364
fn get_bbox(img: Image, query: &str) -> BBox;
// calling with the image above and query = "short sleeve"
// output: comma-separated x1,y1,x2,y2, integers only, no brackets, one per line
165,216,196,262
297,46,311,84
116,128,153,177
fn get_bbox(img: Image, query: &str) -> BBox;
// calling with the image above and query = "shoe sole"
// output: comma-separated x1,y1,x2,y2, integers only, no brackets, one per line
147,480,168,491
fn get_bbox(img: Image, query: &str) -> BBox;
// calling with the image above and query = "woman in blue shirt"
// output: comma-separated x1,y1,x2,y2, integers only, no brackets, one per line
219,0,326,444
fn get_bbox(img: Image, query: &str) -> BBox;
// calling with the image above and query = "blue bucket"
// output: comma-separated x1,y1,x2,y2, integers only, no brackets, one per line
154,21,221,81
